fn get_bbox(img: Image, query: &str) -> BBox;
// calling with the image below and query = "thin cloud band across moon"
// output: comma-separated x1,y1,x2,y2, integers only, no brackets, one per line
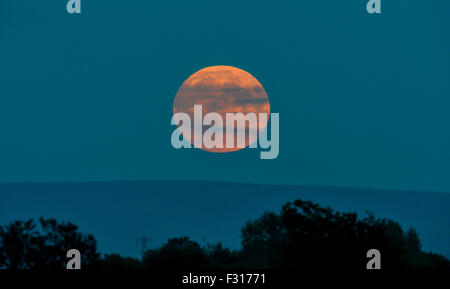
171,66,279,159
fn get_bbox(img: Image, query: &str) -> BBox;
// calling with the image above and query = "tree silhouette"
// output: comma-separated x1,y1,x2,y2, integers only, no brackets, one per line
205,242,241,268
240,199,450,271
142,236,217,270
1,199,448,271
0,217,99,270
93,254,142,271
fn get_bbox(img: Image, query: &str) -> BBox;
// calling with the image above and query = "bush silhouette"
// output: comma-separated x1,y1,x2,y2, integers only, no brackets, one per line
0,217,99,270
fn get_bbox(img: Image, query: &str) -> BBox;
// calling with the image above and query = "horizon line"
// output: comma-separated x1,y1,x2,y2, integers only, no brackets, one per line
0,179,449,195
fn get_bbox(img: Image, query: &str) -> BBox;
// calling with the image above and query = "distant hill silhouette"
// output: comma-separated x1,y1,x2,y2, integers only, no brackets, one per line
0,180,449,259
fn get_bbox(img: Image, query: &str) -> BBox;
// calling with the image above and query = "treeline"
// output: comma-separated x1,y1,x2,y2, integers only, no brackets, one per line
1,199,449,271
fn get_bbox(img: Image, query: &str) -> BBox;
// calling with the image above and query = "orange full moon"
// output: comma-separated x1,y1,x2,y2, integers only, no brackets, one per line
173,65,270,152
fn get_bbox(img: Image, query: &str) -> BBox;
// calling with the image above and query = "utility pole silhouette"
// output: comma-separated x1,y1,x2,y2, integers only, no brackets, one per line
136,236,152,260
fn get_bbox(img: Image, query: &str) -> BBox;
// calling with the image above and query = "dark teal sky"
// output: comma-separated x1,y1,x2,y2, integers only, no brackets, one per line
1,0,449,192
